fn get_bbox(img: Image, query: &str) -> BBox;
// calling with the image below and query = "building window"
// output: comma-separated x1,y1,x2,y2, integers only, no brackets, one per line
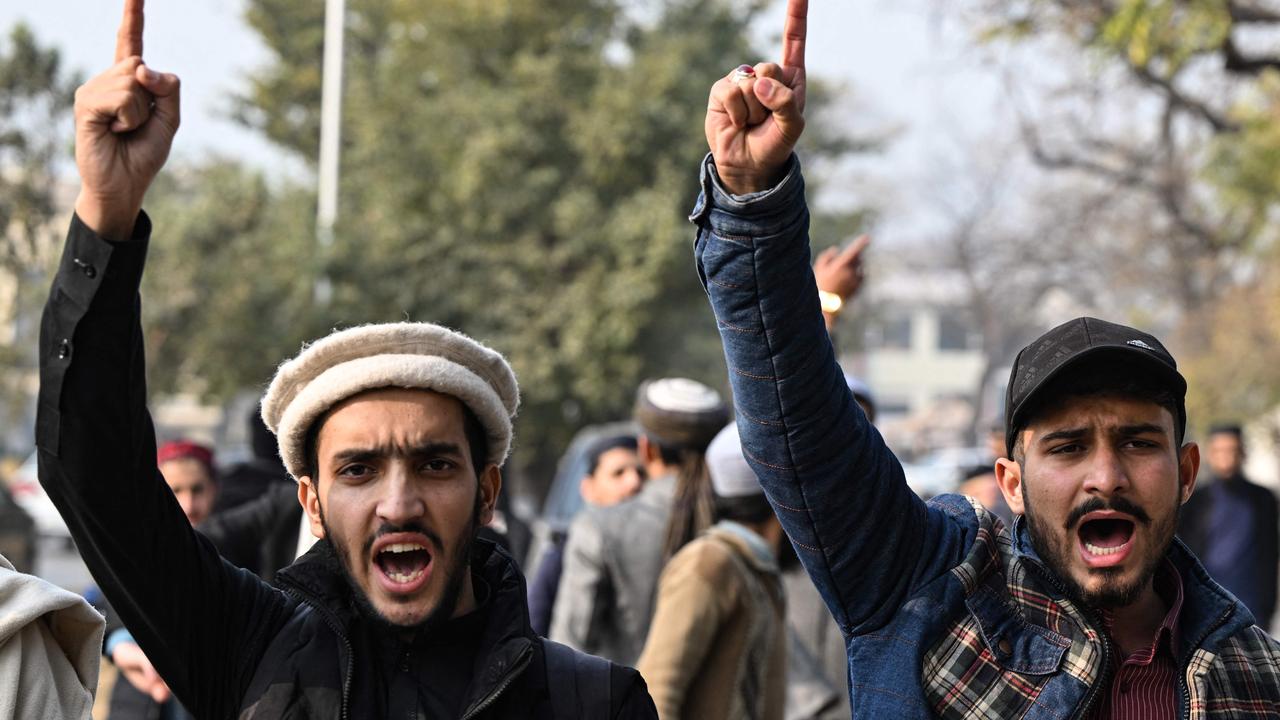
868,314,912,350
938,314,978,352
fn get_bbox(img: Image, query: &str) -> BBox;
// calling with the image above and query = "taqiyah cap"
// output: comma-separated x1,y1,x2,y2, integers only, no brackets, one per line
705,422,763,499
261,323,520,480
634,378,729,452
1004,317,1185,456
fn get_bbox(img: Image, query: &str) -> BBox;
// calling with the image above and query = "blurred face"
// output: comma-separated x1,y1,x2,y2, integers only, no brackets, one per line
580,447,645,506
1206,432,1244,479
161,458,215,526
996,395,1198,609
299,388,500,630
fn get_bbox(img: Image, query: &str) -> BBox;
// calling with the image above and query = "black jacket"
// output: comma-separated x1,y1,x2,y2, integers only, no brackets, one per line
37,214,657,719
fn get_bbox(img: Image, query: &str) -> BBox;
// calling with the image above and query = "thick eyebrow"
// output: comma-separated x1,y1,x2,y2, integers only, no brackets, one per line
1115,423,1166,437
330,442,465,465
1036,428,1088,446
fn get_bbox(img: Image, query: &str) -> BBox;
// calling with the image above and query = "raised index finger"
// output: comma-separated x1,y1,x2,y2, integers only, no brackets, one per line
781,0,807,70
115,0,144,62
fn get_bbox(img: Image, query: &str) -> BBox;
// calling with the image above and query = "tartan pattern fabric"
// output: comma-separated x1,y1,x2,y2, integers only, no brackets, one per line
923,499,1280,719
1187,626,1280,718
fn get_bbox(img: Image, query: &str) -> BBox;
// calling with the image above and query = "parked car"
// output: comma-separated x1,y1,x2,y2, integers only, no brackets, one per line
7,452,73,543
901,446,993,499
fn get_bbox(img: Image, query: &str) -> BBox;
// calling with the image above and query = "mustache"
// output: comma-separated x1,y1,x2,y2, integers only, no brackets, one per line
1063,496,1151,531
362,522,442,558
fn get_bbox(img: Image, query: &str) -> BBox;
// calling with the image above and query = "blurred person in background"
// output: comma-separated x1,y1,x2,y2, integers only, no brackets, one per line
157,440,216,527
212,405,291,514
1180,423,1279,628
104,440,215,720
637,423,786,720
551,379,728,665
0,551,104,720
528,433,644,636
38,3,657,715
957,464,1011,523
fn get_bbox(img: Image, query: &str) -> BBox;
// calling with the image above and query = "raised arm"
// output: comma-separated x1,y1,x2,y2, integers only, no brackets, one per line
37,3,287,716
693,0,973,635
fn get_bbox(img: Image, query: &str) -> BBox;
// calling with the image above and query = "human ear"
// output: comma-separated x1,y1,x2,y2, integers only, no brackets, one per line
297,477,325,539
1177,442,1200,504
995,458,1025,515
478,465,502,526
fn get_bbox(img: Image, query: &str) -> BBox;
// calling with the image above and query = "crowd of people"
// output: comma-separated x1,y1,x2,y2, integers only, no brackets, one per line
3,0,1280,718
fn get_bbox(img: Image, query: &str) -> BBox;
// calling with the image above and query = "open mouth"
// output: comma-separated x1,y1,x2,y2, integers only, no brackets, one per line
373,538,433,591
1077,516,1135,565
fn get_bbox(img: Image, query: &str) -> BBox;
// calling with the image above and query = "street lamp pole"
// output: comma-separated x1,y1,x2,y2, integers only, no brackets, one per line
315,0,346,306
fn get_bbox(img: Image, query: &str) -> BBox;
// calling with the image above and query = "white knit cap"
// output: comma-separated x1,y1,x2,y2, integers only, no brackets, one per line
261,323,519,480
705,422,764,499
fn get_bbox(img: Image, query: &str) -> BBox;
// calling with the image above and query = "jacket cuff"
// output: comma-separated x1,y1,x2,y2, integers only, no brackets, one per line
689,153,804,236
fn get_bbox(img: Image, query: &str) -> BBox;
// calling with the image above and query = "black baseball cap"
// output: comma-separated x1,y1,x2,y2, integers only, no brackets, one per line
1004,317,1187,457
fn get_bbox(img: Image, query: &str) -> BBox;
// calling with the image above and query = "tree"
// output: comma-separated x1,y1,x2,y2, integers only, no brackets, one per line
0,24,78,449
135,0,870,496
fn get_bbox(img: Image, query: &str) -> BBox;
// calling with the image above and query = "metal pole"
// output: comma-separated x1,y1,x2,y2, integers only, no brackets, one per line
315,0,346,306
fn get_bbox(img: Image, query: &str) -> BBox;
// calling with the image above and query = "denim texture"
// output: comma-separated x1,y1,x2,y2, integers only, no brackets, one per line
690,153,1279,718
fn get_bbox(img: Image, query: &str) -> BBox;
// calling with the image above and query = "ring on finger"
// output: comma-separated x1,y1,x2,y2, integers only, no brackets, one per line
733,64,755,81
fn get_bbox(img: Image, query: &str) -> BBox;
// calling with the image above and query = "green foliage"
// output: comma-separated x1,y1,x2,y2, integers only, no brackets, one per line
1097,0,1229,72
0,24,78,446
137,0,865,491
0,24,78,273
140,161,319,397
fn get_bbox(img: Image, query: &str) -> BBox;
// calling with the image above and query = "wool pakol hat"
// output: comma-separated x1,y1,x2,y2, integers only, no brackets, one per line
261,323,520,480
633,378,729,452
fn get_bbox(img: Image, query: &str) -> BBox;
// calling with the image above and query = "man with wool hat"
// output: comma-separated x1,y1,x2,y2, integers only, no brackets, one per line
551,378,729,666
637,422,787,720
36,2,656,717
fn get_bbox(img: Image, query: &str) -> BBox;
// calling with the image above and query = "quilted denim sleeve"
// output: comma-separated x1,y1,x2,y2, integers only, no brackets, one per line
691,153,973,635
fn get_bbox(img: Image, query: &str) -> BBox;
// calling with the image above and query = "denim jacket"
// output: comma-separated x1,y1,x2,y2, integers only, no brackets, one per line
690,153,1280,718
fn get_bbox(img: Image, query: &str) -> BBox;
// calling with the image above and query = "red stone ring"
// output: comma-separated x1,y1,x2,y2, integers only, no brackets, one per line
733,64,755,81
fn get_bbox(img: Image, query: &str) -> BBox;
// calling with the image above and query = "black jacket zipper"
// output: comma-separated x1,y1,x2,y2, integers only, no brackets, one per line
282,586,355,720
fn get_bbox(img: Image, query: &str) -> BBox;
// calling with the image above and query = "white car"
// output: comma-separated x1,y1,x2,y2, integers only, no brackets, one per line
7,453,72,541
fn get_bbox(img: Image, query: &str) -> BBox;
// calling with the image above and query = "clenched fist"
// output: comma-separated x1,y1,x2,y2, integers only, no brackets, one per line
73,0,180,241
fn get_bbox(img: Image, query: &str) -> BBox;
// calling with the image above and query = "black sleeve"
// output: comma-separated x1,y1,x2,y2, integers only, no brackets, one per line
36,214,292,719
610,665,659,720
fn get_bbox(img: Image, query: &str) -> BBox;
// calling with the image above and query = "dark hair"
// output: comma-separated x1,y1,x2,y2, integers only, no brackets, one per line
1011,356,1184,463
1208,423,1243,440
301,394,489,479
658,443,715,563
960,464,995,484
585,434,638,476
713,492,775,526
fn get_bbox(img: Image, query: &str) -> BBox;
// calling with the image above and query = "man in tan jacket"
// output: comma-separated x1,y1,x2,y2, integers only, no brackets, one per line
637,423,786,720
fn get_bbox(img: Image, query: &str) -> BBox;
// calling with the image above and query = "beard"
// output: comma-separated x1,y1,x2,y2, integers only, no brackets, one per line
318,489,482,635
1023,482,1179,610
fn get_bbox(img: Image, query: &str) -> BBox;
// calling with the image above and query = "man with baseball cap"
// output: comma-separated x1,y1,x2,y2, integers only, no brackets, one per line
692,0,1280,715
36,2,657,717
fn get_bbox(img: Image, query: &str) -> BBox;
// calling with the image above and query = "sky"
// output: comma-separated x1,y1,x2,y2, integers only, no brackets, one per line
0,0,1012,241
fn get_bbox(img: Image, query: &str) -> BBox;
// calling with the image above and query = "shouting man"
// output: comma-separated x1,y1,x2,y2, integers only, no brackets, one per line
37,2,656,717
692,0,1280,716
